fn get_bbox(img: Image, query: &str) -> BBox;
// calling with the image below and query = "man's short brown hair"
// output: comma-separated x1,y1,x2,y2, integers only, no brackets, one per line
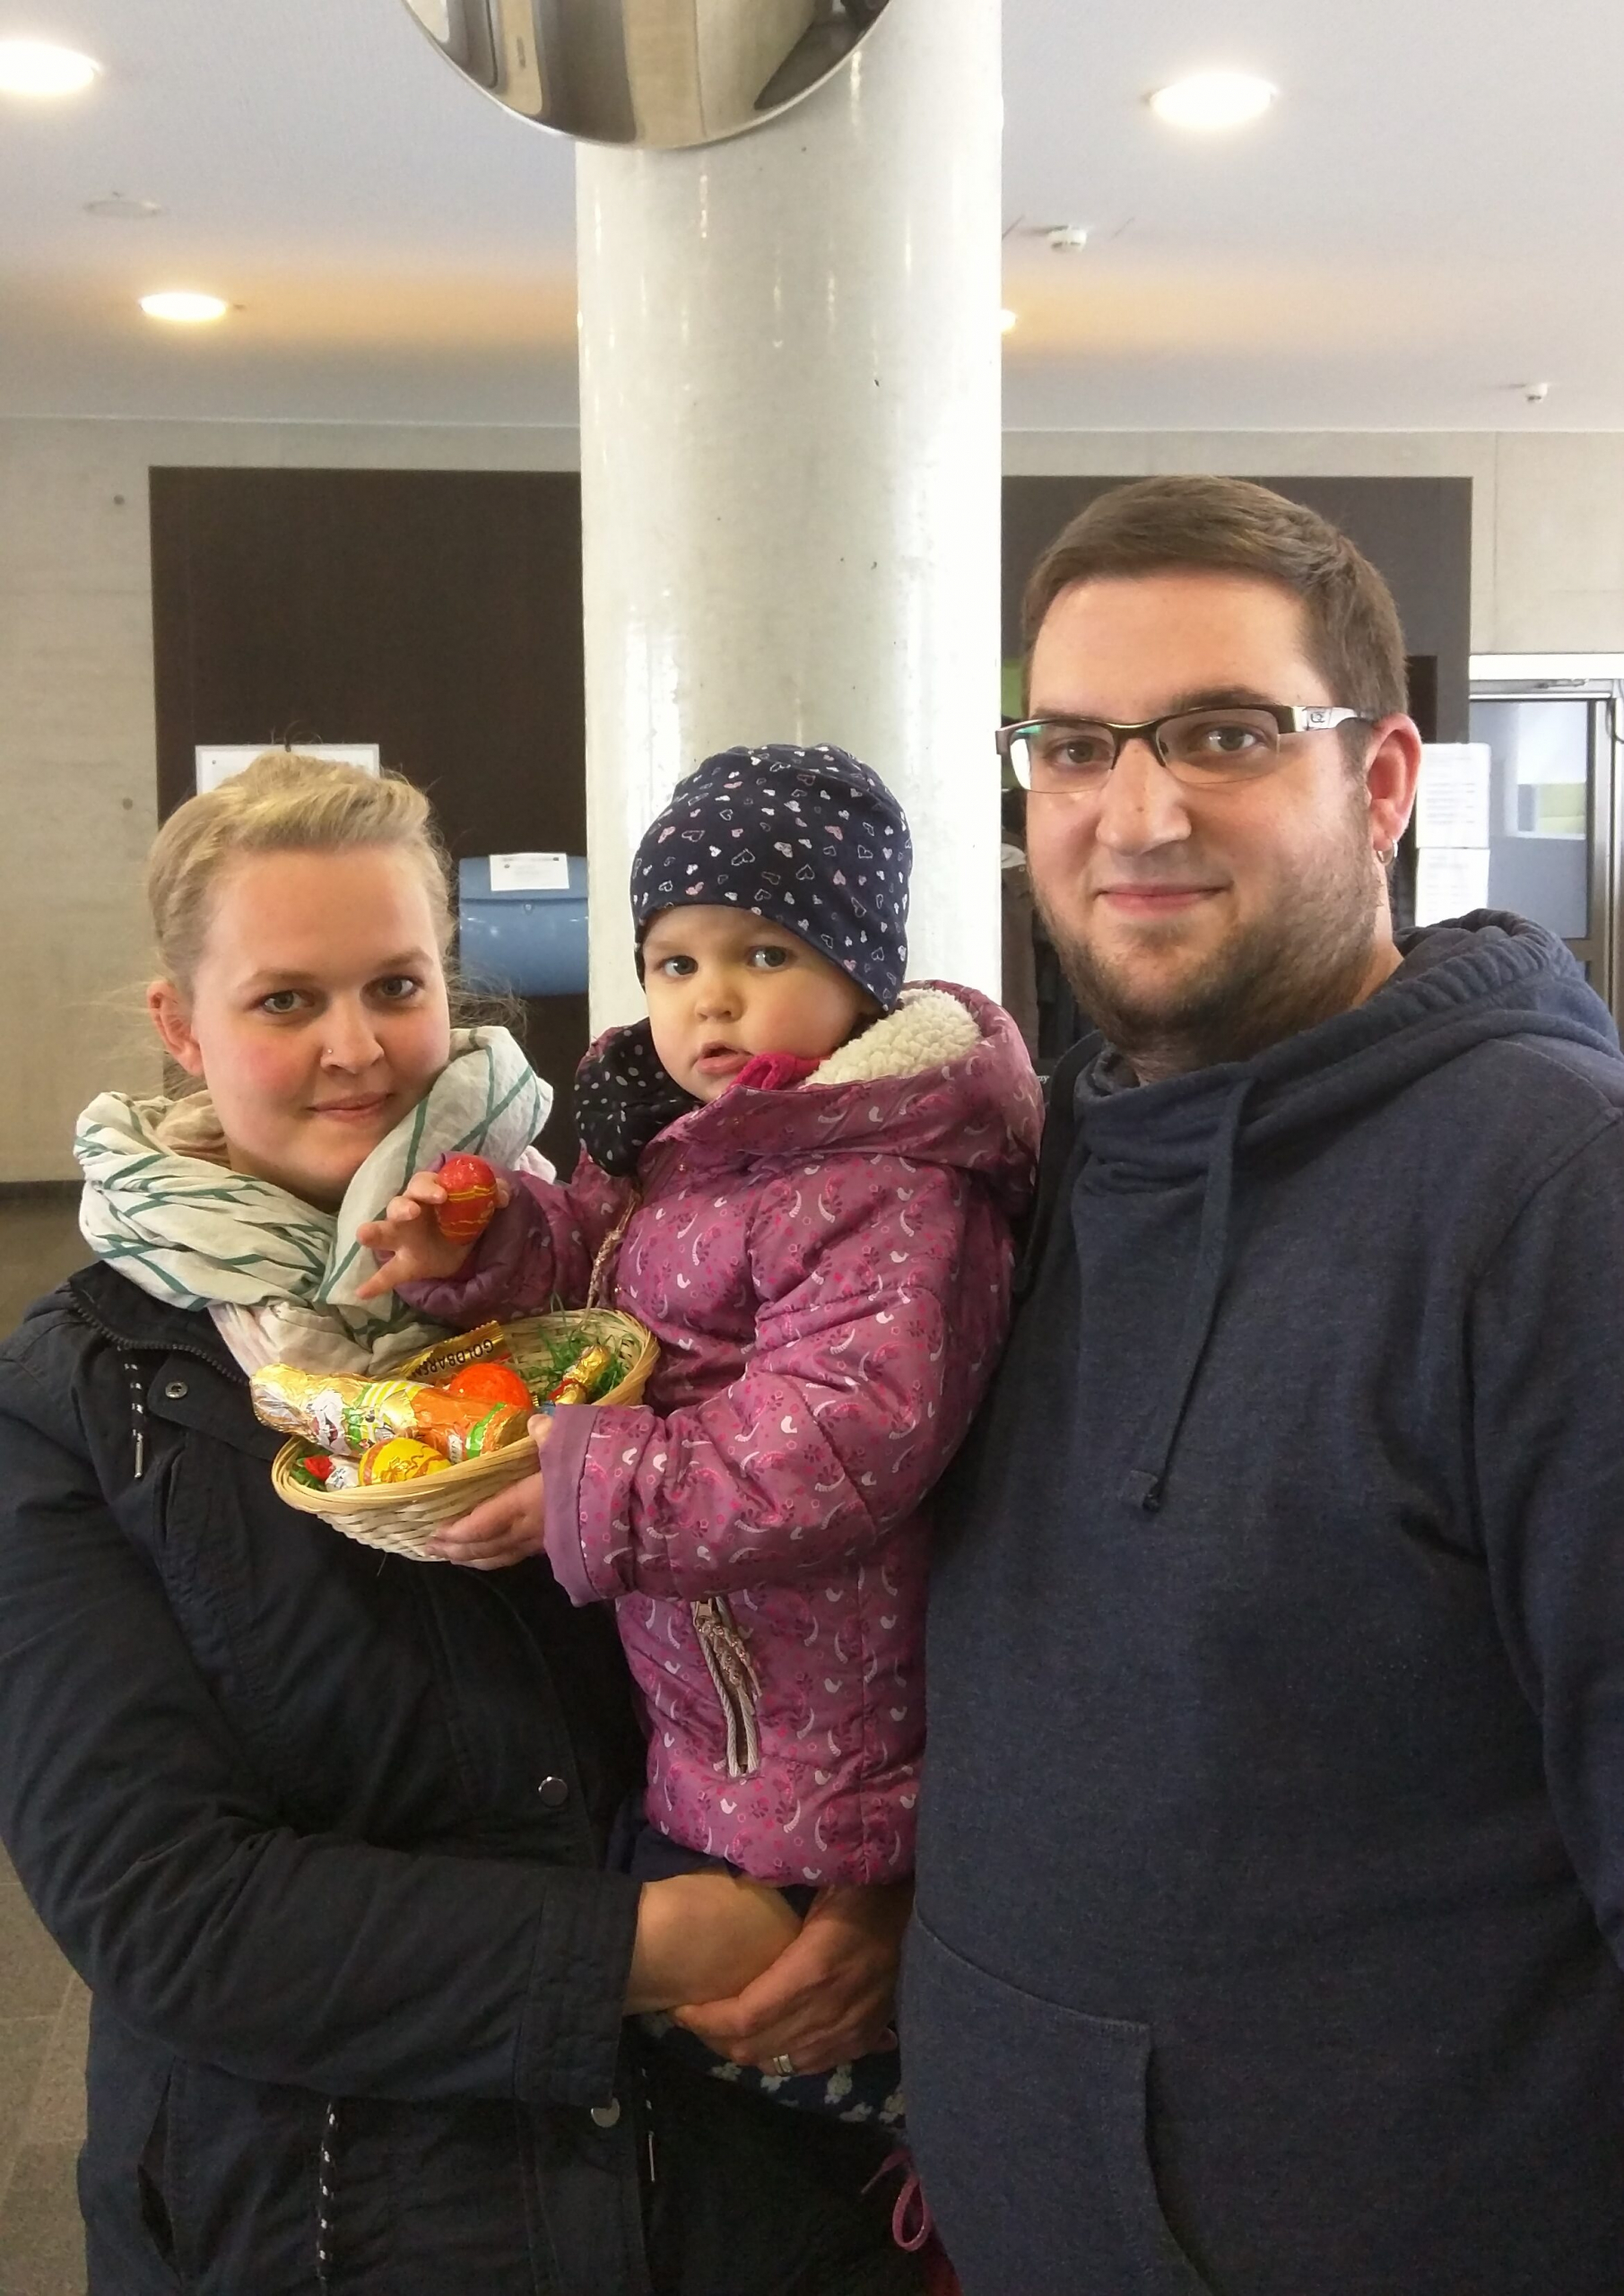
1022,475,1409,723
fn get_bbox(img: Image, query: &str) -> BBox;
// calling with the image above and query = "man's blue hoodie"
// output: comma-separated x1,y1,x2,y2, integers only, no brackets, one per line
906,915,1624,2296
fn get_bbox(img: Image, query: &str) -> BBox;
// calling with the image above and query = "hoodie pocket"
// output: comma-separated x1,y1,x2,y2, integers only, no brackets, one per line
135,2066,179,2274
902,1913,1216,2296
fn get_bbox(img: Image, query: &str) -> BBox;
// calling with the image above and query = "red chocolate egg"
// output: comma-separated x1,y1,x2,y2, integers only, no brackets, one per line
443,1361,534,1413
435,1153,499,1244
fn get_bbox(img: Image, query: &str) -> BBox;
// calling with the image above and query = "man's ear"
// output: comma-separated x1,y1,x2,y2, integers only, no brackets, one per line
147,979,205,1078
1365,713,1424,860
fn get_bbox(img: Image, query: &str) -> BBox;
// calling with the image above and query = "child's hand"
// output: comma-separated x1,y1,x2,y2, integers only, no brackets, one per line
354,1168,509,1300
421,1455,547,1570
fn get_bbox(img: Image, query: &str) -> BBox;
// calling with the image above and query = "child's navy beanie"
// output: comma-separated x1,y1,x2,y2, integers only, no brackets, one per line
630,744,911,1010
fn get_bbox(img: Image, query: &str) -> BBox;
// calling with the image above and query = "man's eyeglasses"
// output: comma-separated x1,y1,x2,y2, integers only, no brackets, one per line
997,704,1369,796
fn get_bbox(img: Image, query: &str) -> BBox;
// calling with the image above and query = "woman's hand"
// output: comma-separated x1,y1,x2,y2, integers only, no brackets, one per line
626,1873,804,2016
355,1169,509,1300
422,1457,547,1570
673,1882,910,2075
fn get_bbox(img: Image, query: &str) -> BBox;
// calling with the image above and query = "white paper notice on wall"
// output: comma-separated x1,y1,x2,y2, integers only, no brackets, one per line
195,744,380,794
489,852,571,892
1415,847,1492,926
1415,744,1491,848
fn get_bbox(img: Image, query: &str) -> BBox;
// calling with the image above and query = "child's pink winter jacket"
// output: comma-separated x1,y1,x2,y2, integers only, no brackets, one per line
406,982,1040,1885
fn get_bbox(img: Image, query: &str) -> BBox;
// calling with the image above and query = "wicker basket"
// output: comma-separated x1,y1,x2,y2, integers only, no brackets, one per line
270,1308,658,1560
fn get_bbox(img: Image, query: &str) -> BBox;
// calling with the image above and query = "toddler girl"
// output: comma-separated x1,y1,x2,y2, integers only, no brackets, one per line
361,744,1040,2117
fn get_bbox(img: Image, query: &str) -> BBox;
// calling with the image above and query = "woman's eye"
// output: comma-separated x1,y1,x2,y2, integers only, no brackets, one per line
258,990,303,1017
374,975,422,1002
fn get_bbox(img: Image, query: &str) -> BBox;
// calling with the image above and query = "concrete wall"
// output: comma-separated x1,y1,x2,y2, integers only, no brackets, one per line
5,414,1624,1176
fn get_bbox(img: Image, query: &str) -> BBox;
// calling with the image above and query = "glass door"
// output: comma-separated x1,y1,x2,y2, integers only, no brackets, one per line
1467,661,1624,1019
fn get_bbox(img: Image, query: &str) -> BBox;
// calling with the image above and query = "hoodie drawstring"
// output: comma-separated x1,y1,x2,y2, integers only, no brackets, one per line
1119,1077,1253,1514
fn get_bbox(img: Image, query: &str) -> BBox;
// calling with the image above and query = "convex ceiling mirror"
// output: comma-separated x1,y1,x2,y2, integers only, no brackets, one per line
403,0,892,150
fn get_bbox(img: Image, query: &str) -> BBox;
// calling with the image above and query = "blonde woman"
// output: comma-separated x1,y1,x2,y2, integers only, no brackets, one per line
0,755,919,2296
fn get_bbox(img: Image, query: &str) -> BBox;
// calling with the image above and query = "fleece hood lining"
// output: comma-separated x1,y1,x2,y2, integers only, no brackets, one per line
810,987,981,1090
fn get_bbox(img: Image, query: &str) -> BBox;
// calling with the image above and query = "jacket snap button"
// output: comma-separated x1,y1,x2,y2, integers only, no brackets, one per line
590,2099,621,2128
164,1379,188,1399
535,1776,569,1808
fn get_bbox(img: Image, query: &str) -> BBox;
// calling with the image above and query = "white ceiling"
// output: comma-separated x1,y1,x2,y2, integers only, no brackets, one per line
1004,0,1624,430
0,0,1618,432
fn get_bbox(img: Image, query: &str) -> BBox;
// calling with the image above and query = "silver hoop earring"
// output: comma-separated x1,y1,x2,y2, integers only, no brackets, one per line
1376,841,1397,868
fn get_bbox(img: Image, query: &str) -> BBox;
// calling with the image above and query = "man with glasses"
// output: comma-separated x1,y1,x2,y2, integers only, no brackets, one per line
903,475,1624,2295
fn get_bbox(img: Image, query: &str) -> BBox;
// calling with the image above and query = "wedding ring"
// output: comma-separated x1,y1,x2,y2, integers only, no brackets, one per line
769,2052,797,2078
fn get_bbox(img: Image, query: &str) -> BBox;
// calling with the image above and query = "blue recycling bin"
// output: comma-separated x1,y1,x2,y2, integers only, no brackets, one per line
458,856,588,997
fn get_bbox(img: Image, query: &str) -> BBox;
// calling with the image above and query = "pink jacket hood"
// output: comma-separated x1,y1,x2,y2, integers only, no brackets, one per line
612,979,1036,1213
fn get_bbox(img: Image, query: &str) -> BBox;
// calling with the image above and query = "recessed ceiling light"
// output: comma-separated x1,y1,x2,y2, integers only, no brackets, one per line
0,38,100,96
140,291,229,324
1000,308,1019,334
86,194,161,221
1149,72,1276,131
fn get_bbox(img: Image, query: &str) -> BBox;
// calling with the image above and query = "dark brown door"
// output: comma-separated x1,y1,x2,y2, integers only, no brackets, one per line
150,466,589,1166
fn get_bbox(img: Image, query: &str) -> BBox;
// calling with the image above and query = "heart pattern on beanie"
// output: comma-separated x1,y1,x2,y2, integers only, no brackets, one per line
630,744,911,1013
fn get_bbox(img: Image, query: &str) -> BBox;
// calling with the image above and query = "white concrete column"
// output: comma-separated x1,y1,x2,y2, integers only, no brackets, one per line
577,0,1003,1030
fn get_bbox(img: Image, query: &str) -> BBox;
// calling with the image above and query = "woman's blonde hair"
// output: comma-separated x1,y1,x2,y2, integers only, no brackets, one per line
148,752,455,994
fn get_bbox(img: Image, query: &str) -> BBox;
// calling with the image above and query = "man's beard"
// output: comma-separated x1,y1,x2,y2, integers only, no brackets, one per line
1037,809,1383,1080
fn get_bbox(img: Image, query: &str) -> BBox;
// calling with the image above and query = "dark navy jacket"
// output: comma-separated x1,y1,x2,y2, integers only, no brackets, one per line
906,915,1624,2296
0,1265,914,2296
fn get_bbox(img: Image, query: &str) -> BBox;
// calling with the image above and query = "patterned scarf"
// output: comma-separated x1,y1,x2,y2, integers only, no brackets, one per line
75,1027,551,1374
573,1020,699,1178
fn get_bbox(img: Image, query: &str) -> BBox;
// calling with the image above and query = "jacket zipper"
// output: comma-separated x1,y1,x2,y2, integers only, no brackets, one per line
690,1594,762,1779
71,1289,358,2283
68,1294,245,1483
